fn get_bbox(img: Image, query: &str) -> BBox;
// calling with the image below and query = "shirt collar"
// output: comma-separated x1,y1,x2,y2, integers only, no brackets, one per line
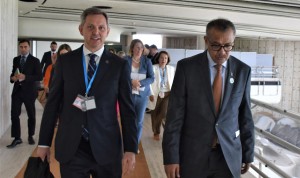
21,53,29,58
207,51,228,69
83,45,104,59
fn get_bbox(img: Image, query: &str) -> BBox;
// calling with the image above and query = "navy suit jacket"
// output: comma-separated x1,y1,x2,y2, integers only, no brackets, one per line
162,51,254,178
38,46,138,165
41,51,52,76
10,54,42,99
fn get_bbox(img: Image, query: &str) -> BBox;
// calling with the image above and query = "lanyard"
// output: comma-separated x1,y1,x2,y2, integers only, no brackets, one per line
82,52,99,96
159,67,166,88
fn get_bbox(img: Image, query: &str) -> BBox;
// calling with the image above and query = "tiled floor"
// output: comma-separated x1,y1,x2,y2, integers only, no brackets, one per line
0,101,255,178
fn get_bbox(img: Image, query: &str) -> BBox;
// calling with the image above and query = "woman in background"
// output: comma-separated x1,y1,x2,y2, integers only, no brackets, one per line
148,51,175,140
126,39,154,144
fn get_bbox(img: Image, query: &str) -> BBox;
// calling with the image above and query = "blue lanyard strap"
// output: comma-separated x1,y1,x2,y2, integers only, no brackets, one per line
82,52,99,96
159,67,166,87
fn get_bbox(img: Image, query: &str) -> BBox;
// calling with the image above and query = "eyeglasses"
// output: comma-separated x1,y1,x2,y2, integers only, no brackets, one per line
210,44,234,52
210,43,234,52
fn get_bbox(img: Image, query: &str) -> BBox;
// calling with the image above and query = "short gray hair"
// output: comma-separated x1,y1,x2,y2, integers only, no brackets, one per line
80,7,109,26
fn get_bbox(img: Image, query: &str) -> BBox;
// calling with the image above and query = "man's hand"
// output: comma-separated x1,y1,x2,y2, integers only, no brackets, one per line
44,86,49,93
241,163,251,174
37,147,50,162
122,152,136,177
11,76,18,82
164,164,180,178
16,73,26,81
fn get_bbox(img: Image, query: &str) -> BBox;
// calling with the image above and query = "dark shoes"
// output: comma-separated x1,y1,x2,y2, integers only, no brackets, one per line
28,136,35,145
7,138,23,148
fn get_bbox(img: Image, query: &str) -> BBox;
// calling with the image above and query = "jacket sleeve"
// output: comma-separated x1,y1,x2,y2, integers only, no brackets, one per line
119,60,138,153
239,68,255,163
162,60,186,164
139,58,154,87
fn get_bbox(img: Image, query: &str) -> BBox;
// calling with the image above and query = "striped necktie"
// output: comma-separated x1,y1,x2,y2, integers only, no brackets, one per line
88,53,97,82
20,56,26,72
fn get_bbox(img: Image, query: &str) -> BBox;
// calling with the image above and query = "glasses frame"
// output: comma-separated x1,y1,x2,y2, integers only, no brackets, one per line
208,40,234,52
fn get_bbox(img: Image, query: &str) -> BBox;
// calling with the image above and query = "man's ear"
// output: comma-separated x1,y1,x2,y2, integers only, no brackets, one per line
79,25,83,36
106,27,110,36
204,36,209,46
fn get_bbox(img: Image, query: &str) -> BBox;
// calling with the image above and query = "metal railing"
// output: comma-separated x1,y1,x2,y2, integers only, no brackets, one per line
250,99,300,178
251,66,279,78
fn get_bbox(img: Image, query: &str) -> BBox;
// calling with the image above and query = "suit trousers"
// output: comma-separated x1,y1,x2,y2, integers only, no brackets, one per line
151,92,170,135
11,89,36,138
207,145,233,178
60,138,122,178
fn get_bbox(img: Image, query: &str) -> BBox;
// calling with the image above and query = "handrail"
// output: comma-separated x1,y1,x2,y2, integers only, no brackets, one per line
255,127,300,154
251,66,279,78
250,164,269,178
254,152,293,178
251,98,300,121
251,98,300,178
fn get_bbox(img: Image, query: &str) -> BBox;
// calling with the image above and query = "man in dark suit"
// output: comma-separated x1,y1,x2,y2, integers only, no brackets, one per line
37,7,137,178
7,39,42,148
163,19,254,178
148,44,159,64
40,41,57,77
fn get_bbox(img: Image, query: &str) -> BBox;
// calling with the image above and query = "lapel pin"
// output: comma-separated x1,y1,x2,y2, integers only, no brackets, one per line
230,78,234,84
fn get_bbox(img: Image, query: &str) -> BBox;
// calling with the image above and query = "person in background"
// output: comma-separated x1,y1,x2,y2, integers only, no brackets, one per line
126,39,154,144
148,51,175,141
37,7,137,178
163,18,254,178
109,47,116,54
43,43,72,96
41,41,57,77
149,44,159,64
144,44,150,57
7,39,42,148
117,50,126,58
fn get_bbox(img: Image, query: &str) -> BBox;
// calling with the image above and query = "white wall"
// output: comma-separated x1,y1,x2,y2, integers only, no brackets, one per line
0,0,18,137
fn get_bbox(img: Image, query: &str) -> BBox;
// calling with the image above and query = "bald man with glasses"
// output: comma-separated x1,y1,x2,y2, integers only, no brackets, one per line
163,18,254,178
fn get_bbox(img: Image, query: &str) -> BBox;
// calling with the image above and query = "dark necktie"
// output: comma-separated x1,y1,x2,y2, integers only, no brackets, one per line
213,64,222,114
88,54,97,82
20,56,26,72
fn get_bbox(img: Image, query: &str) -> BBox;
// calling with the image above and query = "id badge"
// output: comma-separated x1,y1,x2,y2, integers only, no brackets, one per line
73,94,96,112
159,91,164,98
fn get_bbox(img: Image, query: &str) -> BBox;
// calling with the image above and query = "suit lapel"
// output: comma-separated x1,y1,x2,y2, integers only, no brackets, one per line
199,52,216,118
72,47,86,94
219,57,235,115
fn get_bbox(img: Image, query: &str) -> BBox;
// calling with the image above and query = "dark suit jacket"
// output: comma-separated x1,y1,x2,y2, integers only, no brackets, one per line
38,46,138,165
162,51,254,178
41,51,52,76
10,54,42,99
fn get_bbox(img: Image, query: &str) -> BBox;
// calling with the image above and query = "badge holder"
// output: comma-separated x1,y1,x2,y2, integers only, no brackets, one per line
73,94,96,112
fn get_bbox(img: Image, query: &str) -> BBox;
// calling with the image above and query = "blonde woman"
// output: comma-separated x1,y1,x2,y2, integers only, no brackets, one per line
125,39,154,143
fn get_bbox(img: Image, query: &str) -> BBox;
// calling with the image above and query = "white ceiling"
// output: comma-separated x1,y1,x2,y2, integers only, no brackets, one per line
18,0,300,40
